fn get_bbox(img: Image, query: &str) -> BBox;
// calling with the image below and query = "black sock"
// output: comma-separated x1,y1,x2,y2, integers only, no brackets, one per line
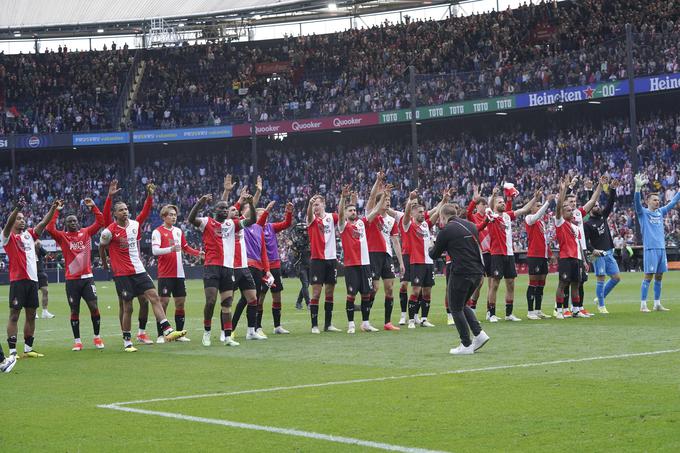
91,310,101,336
138,318,147,331
384,297,394,324
505,303,513,317
231,298,247,331
159,319,171,333
445,301,451,314
535,286,544,310
361,298,371,322
407,296,418,319
310,302,319,327
578,283,584,306
175,309,185,331
8,335,17,350
346,298,355,322
488,305,496,317
70,314,81,339
0,347,4,362
563,288,570,308
25,336,34,348
399,290,408,313
123,331,132,343
272,304,282,328
421,298,431,319
256,307,263,330
526,285,535,311
246,303,257,328
417,295,424,315
324,301,333,328
156,322,163,338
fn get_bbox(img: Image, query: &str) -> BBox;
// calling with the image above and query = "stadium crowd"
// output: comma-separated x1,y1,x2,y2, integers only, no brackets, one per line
1,110,678,273
1,0,679,133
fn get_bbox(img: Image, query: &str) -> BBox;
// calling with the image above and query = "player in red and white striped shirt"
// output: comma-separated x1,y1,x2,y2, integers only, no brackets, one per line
103,179,156,344
46,197,106,351
3,197,61,359
188,191,258,346
306,194,340,333
486,188,539,322
524,194,554,320
554,176,587,319
365,173,405,331
338,185,383,333
402,190,446,329
99,184,186,352
465,185,493,311
152,204,201,343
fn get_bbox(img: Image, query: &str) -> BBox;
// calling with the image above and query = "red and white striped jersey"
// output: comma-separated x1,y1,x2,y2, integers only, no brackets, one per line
198,217,246,269
555,217,582,260
46,208,104,280
1,228,38,282
571,207,587,249
397,212,411,256
488,211,516,256
403,219,434,265
308,212,338,260
100,221,146,277
340,218,371,266
525,216,549,258
366,214,399,256
152,225,199,278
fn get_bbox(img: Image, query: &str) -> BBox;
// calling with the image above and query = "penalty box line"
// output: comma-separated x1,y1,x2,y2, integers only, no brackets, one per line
97,349,680,452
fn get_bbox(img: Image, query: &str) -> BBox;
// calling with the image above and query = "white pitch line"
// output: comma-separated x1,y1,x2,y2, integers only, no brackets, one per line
98,404,448,453
103,348,680,407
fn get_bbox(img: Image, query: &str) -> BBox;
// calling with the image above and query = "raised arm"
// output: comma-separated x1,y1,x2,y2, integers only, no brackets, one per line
103,179,122,225
306,195,317,225
239,197,257,228
602,179,618,218
367,189,388,223
660,189,680,216
337,185,350,230
35,199,63,236
513,189,541,217
188,194,212,228
430,188,452,225
136,183,155,224
253,176,263,208
489,187,499,212
272,203,294,232
556,176,569,220
366,171,385,212
582,176,605,214
525,194,553,225
84,198,106,236
3,198,26,240
402,191,418,231
258,201,276,226
221,174,234,202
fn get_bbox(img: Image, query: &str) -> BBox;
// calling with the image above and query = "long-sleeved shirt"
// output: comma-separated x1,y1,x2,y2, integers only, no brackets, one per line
584,190,616,251
103,195,153,239
634,190,680,250
429,218,484,276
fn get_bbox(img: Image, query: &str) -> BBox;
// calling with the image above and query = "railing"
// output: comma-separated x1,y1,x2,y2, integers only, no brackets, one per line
111,49,141,131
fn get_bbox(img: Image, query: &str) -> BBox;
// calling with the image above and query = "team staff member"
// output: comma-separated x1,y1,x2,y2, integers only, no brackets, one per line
429,203,490,355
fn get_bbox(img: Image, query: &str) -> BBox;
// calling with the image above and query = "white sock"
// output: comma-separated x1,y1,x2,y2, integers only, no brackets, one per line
124,340,132,347
138,329,145,335
9,348,16,356
74,338,81,343
653,300,661,307
24,346,32,353
641,301,648,308
94,334,101,339
247,327,255,335
401,312,407,317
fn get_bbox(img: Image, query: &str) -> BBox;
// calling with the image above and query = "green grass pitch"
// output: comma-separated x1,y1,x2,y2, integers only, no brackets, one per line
1,273,679,452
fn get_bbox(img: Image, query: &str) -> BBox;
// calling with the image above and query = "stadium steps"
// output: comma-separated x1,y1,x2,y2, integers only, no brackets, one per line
122,59,147,125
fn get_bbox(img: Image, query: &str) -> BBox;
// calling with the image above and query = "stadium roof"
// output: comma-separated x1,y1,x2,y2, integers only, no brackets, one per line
1,1,451,39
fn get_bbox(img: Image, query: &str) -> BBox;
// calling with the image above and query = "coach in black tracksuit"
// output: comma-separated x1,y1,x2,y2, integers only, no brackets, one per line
429,204,489,354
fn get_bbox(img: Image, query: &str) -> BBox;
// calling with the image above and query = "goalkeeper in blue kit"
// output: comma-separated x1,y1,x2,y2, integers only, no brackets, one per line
634,173,680,312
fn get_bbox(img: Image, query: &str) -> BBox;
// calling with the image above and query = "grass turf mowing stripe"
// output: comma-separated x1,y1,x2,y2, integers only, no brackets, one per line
97,404,448,453
101,347,680,407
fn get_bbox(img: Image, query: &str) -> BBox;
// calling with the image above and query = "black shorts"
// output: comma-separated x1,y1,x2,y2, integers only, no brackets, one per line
310,259,337,285
344,265,373,296
558,258,583,283
114,273,155,302
203,265,234,292
261,268,284,294
8,279,39,310
527,257,549,276
158,278,187,298
370,252,395,280
66,277,98,306
400,254,411,282
38,272,48,288
234,267,257,292
482,253,492,277
490,255,517,279
410,263,435,288
247,267,264,295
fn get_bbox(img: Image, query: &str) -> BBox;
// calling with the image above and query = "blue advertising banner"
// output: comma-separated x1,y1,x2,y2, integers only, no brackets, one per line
73,132,130,146
132,126,233,143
